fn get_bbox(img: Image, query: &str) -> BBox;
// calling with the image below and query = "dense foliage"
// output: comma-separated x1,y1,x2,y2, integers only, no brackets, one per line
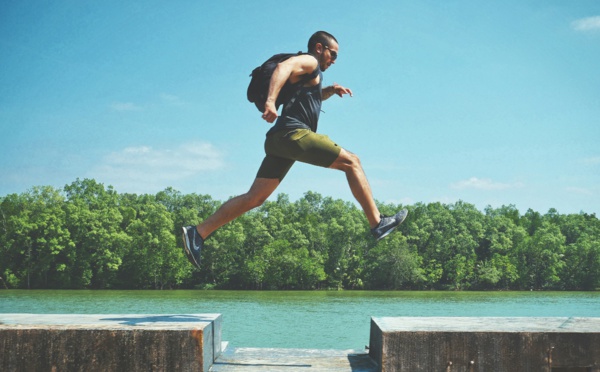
1,179,599,290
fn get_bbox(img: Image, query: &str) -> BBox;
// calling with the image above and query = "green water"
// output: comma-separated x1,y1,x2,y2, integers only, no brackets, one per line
1,290,599,349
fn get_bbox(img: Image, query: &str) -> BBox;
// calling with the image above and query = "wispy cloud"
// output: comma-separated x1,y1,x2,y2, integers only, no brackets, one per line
451,177,523,191
581,156,600,165
90,142,225,192
110,102,143,112
572,16,600,31
566,186,593,196
160,93,185,106
110,94,184,112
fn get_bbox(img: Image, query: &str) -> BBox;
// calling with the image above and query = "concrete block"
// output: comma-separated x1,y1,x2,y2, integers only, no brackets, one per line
0,313,222,372
369,317,600,372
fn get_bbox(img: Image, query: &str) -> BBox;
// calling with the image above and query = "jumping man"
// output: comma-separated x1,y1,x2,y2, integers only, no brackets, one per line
182,31,407,269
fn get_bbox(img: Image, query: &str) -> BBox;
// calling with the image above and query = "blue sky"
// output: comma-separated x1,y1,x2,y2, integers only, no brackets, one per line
1,1,599,216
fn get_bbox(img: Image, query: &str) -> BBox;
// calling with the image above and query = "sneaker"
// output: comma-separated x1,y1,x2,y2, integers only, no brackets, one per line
182,226,203,269
371,209,408,241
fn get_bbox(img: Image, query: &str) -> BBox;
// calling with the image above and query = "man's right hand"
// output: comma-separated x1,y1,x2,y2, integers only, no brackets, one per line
262,101,278,123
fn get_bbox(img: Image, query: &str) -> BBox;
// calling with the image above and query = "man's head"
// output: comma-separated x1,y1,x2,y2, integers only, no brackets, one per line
308,31,338,71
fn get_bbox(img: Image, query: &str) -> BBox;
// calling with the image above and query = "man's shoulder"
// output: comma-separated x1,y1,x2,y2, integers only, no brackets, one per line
283,53,318,69
285,54,319,84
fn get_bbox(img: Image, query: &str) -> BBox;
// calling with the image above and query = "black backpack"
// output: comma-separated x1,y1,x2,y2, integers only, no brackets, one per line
247,52,319,113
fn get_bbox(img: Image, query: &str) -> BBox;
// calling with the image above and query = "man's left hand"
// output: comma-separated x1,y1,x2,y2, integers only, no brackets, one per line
332,83,353,97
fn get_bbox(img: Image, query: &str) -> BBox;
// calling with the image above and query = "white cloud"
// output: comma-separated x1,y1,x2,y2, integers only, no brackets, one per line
451,177,523,191
160,93,185,106
582,156,600,165
566,186,593,196
110,102,143,112
90,142,225,193
572,16,600,31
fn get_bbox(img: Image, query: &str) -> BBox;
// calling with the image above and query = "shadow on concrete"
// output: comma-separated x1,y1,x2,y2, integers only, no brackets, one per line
100,315,214,326
347,352,378,372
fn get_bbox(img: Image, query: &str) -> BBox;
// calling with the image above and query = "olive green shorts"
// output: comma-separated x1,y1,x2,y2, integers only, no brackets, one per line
256,128,341,181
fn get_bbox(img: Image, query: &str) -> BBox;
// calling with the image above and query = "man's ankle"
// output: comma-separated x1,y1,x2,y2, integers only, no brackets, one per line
196,226,206,240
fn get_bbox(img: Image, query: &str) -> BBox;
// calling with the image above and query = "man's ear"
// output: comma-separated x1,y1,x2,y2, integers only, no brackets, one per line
315,42,324,55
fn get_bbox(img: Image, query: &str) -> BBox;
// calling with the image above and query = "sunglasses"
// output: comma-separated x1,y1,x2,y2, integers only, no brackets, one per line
324,45,338,61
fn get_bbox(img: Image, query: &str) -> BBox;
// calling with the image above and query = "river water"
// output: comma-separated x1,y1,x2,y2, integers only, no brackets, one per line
1,290,599,349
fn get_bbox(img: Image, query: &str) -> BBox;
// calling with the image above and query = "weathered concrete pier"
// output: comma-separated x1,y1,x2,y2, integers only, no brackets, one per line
0,313,222,371
1,314,599,371
369,317,600,371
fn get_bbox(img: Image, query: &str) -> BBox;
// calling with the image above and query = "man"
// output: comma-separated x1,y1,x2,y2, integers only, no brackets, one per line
182,31,407,269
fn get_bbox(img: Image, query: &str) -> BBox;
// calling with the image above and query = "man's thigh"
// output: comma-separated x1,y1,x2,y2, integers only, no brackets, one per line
256,155,294,182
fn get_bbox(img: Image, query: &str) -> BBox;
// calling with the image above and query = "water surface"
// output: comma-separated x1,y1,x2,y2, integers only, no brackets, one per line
2,290,598,349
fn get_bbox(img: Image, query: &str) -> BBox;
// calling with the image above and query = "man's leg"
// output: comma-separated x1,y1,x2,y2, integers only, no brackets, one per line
182,139,293,269
328,148,380,228
285,130,407,239
196,177,280,239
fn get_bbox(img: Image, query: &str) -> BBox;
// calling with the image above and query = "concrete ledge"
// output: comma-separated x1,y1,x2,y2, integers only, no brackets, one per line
369,317,600,372
0,313,222,372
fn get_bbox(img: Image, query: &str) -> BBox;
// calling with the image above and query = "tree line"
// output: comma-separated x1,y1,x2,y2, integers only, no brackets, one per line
1,178,599,291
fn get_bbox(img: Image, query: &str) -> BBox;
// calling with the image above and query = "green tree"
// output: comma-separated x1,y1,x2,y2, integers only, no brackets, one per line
558,213,600,290
410,202,463,289
445,201,482,289
249,239,325,289
476,206,524,289
364,232,424,289
121,197,190,289
238,211,275,289
0,187,73,288
319,197,369,289
156,189,220,287
3,178,600,290
516,221,566,290
63,179,130,288
201,218,246,288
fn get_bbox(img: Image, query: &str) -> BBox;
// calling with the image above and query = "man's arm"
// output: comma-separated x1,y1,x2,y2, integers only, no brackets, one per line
262,55,318,123
322,83,353,101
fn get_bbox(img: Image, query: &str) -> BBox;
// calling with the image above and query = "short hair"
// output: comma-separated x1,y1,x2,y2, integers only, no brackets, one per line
307,31,338,53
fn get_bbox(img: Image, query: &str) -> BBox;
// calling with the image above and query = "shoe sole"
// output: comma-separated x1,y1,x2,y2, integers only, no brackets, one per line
182,226,201,269
376,209,408,241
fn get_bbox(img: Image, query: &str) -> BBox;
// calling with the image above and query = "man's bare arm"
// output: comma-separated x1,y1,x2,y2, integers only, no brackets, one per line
322,83,353,101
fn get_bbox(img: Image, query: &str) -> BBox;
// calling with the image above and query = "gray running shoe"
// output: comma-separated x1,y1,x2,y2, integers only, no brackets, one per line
371,209,408,241
182,226,203,269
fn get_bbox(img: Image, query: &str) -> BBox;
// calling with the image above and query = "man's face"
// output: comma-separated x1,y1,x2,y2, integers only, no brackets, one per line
319,40,338,71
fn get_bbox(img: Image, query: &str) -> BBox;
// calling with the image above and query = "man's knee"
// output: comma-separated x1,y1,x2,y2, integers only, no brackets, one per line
348,151,362,166
244,178,279,209
332,149,362,172
246,192,269,209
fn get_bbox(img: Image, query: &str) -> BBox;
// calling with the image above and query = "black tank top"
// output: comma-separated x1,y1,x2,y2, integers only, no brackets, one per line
266,68,323,136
